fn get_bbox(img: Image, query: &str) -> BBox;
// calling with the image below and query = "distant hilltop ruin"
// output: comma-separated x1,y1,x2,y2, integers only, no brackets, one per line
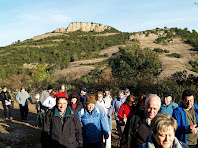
55,22,112,33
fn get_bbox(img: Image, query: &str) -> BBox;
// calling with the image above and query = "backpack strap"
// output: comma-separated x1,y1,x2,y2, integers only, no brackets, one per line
95,107,100,115
172,102,176,110
81,108,85,117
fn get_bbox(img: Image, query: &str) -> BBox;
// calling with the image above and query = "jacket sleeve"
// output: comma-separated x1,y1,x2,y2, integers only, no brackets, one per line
118,104,124,121
15,92,21,104
172,108,188,133
42,98,50,107
73,114,83,144
41,111,51,148
7,92,11,100
100,112,109,137
107,99,115,117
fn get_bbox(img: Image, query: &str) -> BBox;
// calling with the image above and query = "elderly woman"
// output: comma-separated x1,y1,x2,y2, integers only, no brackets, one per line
140,113,189,148
78,94,109,148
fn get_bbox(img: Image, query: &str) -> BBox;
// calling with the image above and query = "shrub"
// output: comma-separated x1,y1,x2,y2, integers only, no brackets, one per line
167,53,182,58
189,60,198,73
153,48,165,53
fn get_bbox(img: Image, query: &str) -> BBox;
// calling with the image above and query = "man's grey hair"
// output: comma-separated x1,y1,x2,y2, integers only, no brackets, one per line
145,94,161,106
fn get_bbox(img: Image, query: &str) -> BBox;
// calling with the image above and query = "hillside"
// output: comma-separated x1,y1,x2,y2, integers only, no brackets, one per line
0,22,197,92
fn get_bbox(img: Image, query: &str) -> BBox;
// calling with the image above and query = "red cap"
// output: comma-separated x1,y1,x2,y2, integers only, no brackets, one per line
54,92,68,99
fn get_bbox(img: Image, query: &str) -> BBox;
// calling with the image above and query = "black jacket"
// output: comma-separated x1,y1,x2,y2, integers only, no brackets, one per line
0,91,11,104
121,109,151,148
68,102,83,115
41,106,83,148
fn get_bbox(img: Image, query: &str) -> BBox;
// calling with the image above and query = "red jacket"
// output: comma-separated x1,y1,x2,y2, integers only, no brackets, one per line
118,103,133,122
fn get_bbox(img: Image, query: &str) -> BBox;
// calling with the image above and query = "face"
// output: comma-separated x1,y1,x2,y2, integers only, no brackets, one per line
145,98,160,120
57,99,68,113
164,96,172,105
183,95,194,110
3,87,7,92
21,88,25,93
71,98,77,104
153,126,175,148
127,101,135,107
81,90,86,95
61,85,65,90
48,89,52,93
97,94,103,101
105,91,109,96
86,103,95,112
118,93,124,99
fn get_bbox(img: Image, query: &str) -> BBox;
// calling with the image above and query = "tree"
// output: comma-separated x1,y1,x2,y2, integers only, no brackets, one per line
110,45,162,88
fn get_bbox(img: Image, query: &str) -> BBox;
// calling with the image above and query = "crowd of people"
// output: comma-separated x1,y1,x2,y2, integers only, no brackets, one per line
0,84,197,148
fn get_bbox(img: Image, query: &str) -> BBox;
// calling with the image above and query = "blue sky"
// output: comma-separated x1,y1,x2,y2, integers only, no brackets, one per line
0,0,198,46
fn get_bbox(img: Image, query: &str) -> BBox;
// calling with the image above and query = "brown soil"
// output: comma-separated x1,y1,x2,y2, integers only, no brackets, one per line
138,37,198,78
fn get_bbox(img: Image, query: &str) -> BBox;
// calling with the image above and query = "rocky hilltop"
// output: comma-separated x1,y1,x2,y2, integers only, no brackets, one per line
55,22,112,33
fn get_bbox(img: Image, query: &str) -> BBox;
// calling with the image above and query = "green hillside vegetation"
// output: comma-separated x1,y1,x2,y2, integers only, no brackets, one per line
0,30,130,78
0,26,197,101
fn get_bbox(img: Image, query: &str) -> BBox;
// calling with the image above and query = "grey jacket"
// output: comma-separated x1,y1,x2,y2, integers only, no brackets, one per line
16,91,31,106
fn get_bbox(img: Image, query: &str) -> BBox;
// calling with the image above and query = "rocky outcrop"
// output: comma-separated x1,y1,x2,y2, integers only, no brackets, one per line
129,31,166,40
55,22,112,33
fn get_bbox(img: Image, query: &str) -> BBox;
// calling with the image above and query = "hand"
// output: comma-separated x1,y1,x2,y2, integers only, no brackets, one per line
78,141,83,148
123,117,127,124
189,124,197,134
104,134,109,139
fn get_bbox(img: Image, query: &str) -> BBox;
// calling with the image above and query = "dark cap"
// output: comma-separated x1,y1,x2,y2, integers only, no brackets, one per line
163,92,172,97
47,85,53,90
80,86,87,92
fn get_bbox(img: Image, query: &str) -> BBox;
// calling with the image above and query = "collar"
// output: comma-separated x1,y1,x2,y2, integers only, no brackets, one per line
55,107,71,117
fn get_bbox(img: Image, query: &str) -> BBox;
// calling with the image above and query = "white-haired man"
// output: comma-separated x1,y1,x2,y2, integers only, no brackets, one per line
121,94,161,148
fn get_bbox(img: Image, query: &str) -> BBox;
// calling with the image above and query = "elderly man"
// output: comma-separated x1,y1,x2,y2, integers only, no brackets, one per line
41,92,83,148
121,94,161,148
159,91,178,115
172,89,198,147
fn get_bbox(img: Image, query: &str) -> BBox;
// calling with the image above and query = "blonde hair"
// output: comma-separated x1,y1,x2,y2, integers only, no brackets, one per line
151,113,177,135
97,91,103,96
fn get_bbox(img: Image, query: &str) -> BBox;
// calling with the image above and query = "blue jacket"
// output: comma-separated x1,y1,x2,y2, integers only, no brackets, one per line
78,107,109,143
159,101,178,115
108,96,126,121
172,103,198,144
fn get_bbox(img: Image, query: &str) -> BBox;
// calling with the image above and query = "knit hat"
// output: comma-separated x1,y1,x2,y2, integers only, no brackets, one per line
80,86,87,92
54,92,68,102
47,85,53,90
163,92,172,98
86,94,96,104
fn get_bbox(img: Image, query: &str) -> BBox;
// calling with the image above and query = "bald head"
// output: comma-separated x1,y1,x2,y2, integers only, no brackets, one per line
145,94,161,120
